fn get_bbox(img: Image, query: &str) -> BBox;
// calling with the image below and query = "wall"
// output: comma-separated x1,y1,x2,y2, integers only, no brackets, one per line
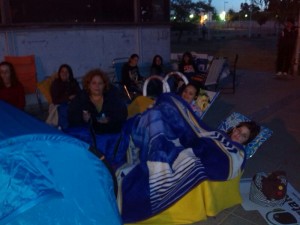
0,25,170,81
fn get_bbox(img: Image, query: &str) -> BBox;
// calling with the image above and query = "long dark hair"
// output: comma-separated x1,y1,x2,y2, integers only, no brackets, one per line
57,64,75,81
181,51,194,65
227,121,261,145
0,61,19,88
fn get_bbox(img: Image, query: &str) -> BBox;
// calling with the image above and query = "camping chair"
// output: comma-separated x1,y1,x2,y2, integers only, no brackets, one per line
4,55,37,94
4,55,44,110
219,54,239,94
203,57,227,91
163,71,189,93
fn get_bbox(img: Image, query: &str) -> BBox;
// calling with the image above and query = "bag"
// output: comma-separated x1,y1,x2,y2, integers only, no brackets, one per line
249,171,287,207
46,103,59,127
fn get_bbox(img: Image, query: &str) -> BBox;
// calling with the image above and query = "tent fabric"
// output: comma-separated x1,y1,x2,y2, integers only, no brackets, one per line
0,101,122,225
0,100,59,140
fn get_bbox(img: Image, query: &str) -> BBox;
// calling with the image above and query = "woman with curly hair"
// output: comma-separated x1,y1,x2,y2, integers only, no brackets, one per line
68,69,128,134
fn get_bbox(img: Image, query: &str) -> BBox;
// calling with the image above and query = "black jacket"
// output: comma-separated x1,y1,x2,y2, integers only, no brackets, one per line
68,85,128,134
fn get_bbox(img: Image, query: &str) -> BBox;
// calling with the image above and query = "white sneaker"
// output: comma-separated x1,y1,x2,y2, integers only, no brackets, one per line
276,71,282,76
283,72,288,76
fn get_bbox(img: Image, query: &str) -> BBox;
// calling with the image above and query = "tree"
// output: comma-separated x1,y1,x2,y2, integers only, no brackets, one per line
170,0,214,42
255,0,300,23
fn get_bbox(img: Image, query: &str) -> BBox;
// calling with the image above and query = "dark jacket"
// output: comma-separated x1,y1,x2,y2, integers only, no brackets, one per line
121,63,142,92
50,78,81,105
68,85,128,134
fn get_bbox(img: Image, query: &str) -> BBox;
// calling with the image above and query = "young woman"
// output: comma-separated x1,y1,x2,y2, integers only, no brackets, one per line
150,55,165,77
0,61,25,109
180,83,202,118
50,64,81,105
121,54,143,93
178,51,198,81
227,121,260,145
68,69,128,134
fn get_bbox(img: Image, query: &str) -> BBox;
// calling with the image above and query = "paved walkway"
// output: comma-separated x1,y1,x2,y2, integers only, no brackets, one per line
194,69,300,225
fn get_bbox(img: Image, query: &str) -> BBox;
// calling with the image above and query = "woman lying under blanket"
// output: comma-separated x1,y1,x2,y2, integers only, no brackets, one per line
113,93,260,223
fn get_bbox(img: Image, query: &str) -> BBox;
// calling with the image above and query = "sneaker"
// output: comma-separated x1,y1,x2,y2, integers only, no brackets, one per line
276,71,282,76
283,72,288,76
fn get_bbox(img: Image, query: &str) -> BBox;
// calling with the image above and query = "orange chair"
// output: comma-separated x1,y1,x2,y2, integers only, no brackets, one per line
4,55,37,94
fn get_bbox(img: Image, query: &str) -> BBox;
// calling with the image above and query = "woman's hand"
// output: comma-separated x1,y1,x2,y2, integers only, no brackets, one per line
97,116,109,124
82,110,91,123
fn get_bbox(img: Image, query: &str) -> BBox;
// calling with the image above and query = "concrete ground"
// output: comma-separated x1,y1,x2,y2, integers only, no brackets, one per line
192,69,300,225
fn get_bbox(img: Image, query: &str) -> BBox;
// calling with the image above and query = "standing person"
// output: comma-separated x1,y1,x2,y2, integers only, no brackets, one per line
68,69,128,134
121,54,143,94
0,61,25,110
201,23,208,40
275,18,298,77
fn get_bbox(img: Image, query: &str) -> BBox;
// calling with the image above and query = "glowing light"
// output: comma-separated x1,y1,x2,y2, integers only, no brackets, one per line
219,11,226,21
189,14,194,19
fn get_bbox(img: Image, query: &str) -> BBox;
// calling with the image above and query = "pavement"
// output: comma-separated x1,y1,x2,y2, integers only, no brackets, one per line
192,69,300,225
25,69,300,225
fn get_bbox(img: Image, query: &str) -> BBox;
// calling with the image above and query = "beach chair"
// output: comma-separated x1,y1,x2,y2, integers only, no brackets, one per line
204,57,227,91
219,54,239,94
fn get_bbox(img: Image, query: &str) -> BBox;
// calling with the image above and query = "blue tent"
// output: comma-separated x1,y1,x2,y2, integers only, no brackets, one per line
0,101,122,225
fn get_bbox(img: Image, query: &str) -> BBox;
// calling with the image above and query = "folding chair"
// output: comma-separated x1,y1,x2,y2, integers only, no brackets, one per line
204,57,226,91
111,57,133,102
4,55,37,94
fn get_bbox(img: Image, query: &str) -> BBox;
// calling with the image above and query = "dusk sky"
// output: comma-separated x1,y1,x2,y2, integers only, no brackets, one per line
212,0,246,13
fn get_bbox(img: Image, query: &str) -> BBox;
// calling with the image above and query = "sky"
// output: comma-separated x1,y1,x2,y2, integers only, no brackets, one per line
211,0,246,13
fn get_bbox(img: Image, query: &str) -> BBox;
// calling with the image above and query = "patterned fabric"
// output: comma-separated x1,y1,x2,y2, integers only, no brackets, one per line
218,112,273,159
115,93,246,223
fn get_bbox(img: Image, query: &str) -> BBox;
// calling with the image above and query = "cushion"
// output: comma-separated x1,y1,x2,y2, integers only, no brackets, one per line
37,72,58,104
218,112,273,159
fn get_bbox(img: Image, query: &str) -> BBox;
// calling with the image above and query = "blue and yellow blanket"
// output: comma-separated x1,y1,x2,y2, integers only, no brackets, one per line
115,93,246,223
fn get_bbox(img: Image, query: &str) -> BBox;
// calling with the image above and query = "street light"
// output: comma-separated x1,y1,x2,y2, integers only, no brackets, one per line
224,1,228,12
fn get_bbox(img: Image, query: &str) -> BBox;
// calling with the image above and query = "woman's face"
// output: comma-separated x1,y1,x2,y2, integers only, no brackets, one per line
181,85,197,104
0,64,11,87
183,55,190,63
59,67,70,82
231,126,251,144
155,57,162,65
130,57,139,67
89,75,105,96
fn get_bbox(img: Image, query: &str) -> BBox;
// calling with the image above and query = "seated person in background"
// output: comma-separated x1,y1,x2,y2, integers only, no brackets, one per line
0,61,25,110
180,82,202,118
178,51,198,81
121,54,143,94
50,64,81,105
150,55,165,77
227,121,260,145
148,55,166,97
68,69,128,134
48,64,81,129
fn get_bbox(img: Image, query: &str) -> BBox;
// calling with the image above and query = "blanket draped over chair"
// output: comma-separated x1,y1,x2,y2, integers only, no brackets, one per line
115,93,246,223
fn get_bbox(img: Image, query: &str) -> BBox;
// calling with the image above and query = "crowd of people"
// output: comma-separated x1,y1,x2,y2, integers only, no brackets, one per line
0,51,261,145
